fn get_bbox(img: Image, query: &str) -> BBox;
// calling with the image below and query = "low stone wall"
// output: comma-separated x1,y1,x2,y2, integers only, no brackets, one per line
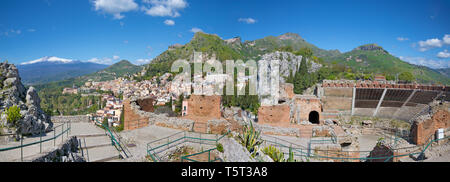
255,123,301,137
51,115,90,123
207,119,231,134
32,136,85,162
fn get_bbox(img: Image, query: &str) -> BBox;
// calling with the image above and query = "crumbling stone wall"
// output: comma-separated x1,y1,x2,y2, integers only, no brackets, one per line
293,96,322,123
257,104,291,125
51,115,90,123
280,83,295,100
123,99,150,130
411,109,450,145
186,95,221,119
367,143,398,162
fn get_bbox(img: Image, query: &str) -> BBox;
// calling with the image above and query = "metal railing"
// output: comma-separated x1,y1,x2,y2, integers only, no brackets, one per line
101,124,131,159
146,130,229,162
261,130,449,162
0,122,71,162
180,147,223,162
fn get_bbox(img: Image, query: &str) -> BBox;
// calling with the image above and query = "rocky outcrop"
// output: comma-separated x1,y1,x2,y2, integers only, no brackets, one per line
32,136,85,162
218,137,256,162
353,43,388,54
0,62,53,136
258,51,322,105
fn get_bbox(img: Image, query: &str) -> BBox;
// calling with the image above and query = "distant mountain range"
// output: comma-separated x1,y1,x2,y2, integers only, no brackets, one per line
33,60,143,91
29,32,449,90
18,56,108,85
143,32,450,84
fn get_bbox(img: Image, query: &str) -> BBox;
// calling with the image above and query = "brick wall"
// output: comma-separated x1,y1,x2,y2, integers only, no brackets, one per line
293,96,322,123
123,99,149,130
257,104,291,124
186,95,221,119
411,109,450,145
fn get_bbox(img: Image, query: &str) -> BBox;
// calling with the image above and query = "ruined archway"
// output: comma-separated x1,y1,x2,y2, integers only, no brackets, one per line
309,111,320,124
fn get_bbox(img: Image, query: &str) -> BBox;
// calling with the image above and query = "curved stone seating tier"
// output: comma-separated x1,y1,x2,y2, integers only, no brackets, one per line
407,91,439,105
355,88,384,100
355,100,379,108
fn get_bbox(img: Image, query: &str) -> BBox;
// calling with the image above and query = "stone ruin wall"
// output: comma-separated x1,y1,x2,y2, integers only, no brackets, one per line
186,95,221,119
411,109,450,145
293,96,322,123
123,96,229,134
123,99,150,130
257,104,291,125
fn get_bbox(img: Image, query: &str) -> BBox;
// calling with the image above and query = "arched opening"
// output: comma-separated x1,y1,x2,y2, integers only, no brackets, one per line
309,111,320,124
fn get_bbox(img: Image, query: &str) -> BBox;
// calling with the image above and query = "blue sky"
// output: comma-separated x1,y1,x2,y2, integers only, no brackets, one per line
0,0,449,68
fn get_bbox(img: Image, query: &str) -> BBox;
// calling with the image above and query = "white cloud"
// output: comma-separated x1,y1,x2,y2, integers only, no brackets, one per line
92,0,138,20
443,34,450,45
396,37,409,41
142,0,187,17
437,50,450,59
238,18,257,24
135,58,152,65
113,55,120,60
190,27,202,33
399,56,450,69
123,40,129,44
11,29,21,35
87,57,114,65
164,19,175,26
418,38,442,51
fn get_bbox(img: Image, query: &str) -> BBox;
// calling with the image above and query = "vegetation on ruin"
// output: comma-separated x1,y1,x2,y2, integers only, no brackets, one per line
237,121,263,155
263,145,285,162
216,143,224,153
115,108,125,132
263,145,298,162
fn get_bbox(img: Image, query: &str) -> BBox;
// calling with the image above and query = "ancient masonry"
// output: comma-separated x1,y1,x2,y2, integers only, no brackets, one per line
319,80,449,122
411,108,450,145
123,95,229,134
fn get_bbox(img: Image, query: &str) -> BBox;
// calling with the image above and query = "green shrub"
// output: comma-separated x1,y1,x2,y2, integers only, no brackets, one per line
216,143,224,153
263,145,285,162
6,105,21,126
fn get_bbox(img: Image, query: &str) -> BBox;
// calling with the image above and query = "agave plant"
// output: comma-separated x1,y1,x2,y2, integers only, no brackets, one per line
238,121,263,154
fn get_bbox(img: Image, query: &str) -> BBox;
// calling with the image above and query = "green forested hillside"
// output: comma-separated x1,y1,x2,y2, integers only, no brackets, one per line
323,44,450,84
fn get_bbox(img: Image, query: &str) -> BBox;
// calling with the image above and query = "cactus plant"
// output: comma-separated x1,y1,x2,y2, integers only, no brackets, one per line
263,145,285,162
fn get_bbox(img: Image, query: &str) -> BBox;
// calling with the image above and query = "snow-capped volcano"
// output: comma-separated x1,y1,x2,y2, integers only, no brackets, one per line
17,56,108,85
20,56,74,65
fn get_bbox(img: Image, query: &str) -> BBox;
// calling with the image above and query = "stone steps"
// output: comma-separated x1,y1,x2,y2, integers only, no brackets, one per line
85,145,120,162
